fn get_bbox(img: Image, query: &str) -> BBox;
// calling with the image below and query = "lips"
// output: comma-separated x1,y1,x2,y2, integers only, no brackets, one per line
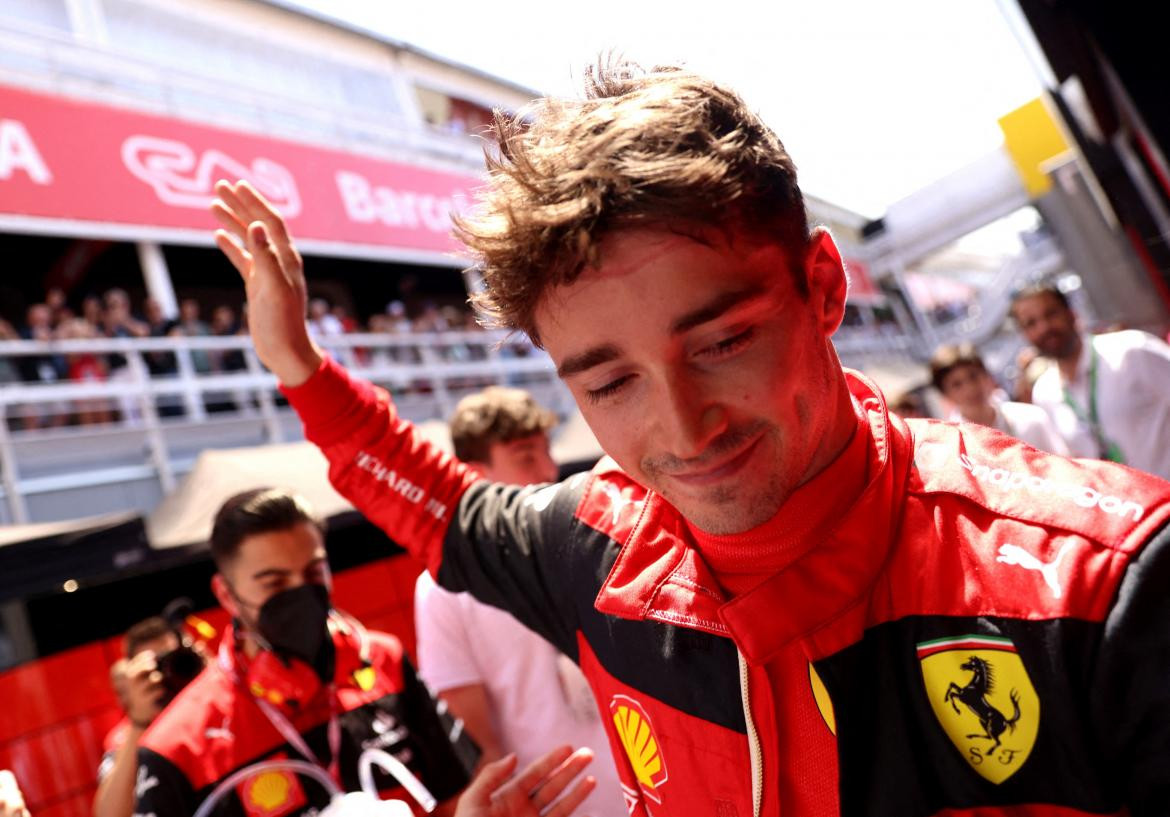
663,433,764,489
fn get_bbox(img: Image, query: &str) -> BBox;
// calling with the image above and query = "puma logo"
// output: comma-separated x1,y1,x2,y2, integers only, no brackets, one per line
601,482,635,527
996,542,1075,599
135,766,159,798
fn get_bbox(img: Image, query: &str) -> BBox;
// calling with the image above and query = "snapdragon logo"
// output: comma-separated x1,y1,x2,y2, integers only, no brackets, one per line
958,453,1144,522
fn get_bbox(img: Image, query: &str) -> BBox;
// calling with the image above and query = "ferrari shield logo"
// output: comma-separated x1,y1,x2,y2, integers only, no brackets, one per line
918,635,1040,784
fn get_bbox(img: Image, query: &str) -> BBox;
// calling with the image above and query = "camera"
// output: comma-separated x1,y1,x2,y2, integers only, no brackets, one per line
156,643,205,703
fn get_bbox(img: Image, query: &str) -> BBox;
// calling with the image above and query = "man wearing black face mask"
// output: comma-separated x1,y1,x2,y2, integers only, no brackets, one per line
133,488,480,817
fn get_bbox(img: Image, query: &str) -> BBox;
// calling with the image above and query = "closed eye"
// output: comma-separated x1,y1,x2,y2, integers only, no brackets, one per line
584,374,635,404
699,327,755,359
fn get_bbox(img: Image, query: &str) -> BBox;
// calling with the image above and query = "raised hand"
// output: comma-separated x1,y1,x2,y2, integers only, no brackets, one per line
455,746,596,817
211,180,322,387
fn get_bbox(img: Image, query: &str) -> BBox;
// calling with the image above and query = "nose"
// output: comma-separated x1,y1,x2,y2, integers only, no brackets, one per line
1032,314,1054,337
658,370,728,460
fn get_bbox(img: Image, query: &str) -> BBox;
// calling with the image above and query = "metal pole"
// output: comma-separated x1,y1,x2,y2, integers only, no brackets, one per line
417,341,454,419
245,348,282,444
130,350,175,494
137,241,179,319
0,405,29,524
174,337,206,421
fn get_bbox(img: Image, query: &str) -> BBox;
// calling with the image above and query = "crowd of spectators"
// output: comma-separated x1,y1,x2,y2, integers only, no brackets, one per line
0,289,249,430
0,289,490,432
888,283,1170,481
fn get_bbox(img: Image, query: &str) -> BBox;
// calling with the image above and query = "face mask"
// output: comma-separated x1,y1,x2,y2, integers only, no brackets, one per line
253,584,336,683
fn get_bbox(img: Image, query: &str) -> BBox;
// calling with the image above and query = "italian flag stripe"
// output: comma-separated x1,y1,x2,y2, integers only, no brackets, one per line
916,635,1016,658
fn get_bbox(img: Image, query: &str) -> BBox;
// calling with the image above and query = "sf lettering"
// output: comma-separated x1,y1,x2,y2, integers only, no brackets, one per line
968,746,1021,766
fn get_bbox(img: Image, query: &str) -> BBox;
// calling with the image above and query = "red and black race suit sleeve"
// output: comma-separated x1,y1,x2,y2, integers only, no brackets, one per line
1092,520,1170,816
134,747,199,817
434,479,590,658
283,359,591,658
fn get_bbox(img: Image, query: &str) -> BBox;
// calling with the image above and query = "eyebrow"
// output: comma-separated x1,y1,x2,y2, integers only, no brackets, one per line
251,557,327,582
554,286,770,379
556,344,622,379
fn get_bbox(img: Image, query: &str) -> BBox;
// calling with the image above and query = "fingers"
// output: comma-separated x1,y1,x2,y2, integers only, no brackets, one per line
463,753,518,801
245,222,286,287
233,181,290,241
511,746,574,795
211,199,248,242
529,749,594,812
543,775,596,817
126,650,158,677
214,180,301,278
215,230,252,279
213,180,252,225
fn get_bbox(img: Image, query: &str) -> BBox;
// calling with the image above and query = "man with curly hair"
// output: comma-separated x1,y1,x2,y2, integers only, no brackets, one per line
211,62,1170,817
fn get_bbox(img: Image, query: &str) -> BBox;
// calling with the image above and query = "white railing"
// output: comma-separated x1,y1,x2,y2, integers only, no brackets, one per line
0,331,570,524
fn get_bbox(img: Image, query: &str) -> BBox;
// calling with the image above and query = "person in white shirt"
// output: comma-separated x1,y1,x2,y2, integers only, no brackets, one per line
415,387,625,817
929,342,1069,455
306,297,345,339
1011,284,1170,479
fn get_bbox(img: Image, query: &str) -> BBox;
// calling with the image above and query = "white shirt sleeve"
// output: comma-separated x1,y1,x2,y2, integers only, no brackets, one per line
413,572,485,693
1030,410,1072,456
1027,403,1070,456
1126,333,1170,402
998,401,1070,456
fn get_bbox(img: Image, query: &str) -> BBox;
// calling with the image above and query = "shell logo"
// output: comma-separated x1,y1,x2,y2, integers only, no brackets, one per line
610,694,668,804
248,772,291,811
236,767,306,817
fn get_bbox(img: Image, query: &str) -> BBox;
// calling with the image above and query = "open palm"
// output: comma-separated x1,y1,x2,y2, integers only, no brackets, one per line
210,179,321,387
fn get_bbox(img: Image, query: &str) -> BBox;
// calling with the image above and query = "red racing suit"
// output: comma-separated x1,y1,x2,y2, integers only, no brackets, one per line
284,357,1170,817
134,624,477,817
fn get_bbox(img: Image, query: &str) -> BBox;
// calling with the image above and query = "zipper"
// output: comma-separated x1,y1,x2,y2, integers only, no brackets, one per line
738,649,763,817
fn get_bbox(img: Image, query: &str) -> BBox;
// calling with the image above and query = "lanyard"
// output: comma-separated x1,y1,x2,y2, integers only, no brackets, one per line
218,641,343,786
255,696,342,788
1061,340,1125,464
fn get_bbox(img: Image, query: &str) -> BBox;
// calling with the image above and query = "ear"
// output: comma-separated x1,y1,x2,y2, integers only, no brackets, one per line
211,573,239,620
805,228,849,336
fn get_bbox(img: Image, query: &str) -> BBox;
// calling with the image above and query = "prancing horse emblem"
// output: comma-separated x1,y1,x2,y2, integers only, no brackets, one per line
944,656,1021,749
918,634,1040,784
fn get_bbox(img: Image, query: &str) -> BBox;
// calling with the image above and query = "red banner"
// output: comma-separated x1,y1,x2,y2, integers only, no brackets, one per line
0,83,482,258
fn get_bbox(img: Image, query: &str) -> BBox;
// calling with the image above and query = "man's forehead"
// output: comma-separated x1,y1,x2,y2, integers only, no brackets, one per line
1016,292,1068,312
496,433,548,450
589,224,782,273
234,526,324,562
536,227,788,345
